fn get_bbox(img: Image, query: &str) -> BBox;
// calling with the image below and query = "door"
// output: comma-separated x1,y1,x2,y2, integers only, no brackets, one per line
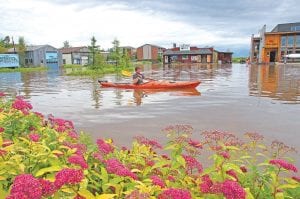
269,51,276,62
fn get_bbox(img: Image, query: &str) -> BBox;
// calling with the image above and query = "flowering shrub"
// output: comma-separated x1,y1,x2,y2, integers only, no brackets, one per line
0,95,299,198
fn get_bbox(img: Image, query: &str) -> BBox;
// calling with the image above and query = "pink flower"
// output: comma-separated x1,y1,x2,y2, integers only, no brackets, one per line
6,192,28,199
54,169,84,189
200,174,213,193
182,155,203,174
39,179,56,196
0,127,4,133
34,112,44,118
68,154,88,169
221,180,246,199
150,175,165,188
269,159,298,172
105,158,137,180
188,139,203,148
29,133,40,142
7,174,42,199
219,151,230,159
158,188,192,199
145,159,155,167
226,169,238,181
240,165,247,173
12,98,32,111
135,136,162,149
292,176,300,182
68,131,79,139
97,139,114,155
63,142,87,155
93,152,104,162
0,92,5,97
167,175,175,182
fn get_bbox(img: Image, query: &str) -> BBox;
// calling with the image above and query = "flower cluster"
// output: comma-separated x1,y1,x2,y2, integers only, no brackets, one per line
135,136,162,149
269,159,298,172
6,174,42,199
12,98,33,115
49,116,74,133
104,158,137,180
54,168,84,189
158,188,191,199
245,132,264,142
39,179,56,197
150,175,165,188
29,133,40,142
0,92,5,97
218,151,230,159
188,139,203,148
221,180,246,199
182,155,203,174
226,169,238,181
97,139,114,154
199,174,214,193
68,154,88,169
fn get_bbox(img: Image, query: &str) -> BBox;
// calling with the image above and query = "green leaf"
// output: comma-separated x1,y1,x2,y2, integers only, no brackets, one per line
245,188,254,199
96,194,116,199
35,165,62,177
78,189,96,199
278,184,299,189
176,156,186,167
101,167,108,183
275,192,284,199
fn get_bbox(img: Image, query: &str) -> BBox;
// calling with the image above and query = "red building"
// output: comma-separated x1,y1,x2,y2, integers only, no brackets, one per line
136,44,165,61
217,52,233,64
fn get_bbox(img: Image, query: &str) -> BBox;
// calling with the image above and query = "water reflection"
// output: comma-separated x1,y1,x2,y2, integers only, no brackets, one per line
249,64,300,103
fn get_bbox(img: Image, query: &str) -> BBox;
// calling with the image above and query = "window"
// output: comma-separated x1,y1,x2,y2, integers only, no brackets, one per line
291,26,300,31
281,36,286,47
63,59,66,64
287,36,294,47
296,35,300,47
182,55,188,60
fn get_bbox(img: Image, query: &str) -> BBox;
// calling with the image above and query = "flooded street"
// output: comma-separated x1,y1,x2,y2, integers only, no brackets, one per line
1,64,300,152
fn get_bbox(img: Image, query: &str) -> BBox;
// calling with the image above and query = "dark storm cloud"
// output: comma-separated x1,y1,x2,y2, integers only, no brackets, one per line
48,0,300,34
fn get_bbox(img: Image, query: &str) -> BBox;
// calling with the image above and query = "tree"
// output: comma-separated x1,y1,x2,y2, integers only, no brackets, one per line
63,40,70,48
88,36,99,66
3,36,10,47
18,36,26,67
120,48,131,68
110,38,121,64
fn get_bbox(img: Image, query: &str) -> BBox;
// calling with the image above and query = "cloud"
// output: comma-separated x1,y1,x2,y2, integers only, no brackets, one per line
1,0,299,56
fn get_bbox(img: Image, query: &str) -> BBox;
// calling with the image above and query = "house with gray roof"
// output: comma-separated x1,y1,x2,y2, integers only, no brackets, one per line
163,44,230,64
59,46,90,65
7,44,62,68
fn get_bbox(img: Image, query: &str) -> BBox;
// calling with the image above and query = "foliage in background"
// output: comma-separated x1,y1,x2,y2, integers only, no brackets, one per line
0,66,48,73
17,37,26,67
0,94,299,199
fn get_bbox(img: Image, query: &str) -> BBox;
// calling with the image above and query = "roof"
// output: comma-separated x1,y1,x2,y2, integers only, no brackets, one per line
59,46,89,54
6,45,57,53
138,44,166,49
120,46,136,49
218,51,233,54
271,22,300,32
163,48,212,56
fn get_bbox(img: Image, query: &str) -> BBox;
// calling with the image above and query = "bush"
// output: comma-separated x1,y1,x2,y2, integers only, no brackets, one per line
0,93,299,198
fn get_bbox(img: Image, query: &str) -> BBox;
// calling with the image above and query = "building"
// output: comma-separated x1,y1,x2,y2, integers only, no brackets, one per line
250,22,300,63
119,46,136,59
136,44,165,61
7,45,62,68
163,44,232,64
59,46,90,65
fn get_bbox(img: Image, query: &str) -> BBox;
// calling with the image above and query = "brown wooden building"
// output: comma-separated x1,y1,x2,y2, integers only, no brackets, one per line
250,22,300,63
163,45,232,64
136,44,165,61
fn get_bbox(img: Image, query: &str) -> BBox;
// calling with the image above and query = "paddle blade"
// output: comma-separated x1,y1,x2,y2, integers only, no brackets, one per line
121,70,132,77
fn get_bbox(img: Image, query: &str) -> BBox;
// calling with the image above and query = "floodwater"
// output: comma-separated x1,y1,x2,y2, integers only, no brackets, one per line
1,64,300,154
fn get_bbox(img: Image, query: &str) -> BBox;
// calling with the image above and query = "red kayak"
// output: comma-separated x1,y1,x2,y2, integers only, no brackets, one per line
99,80,200,89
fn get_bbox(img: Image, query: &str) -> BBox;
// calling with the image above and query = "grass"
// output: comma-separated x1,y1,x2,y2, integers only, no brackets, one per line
66,64,134,76
232,57,247,63
0,66,48,73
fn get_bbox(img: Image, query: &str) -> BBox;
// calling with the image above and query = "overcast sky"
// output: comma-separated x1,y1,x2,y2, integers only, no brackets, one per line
1,0,299,56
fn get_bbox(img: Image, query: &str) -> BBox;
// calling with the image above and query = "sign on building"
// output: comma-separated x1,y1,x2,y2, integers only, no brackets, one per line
0,54,20,68
180,44,190,51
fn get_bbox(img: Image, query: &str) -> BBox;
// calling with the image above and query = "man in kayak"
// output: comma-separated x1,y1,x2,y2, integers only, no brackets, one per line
132,66,146,84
